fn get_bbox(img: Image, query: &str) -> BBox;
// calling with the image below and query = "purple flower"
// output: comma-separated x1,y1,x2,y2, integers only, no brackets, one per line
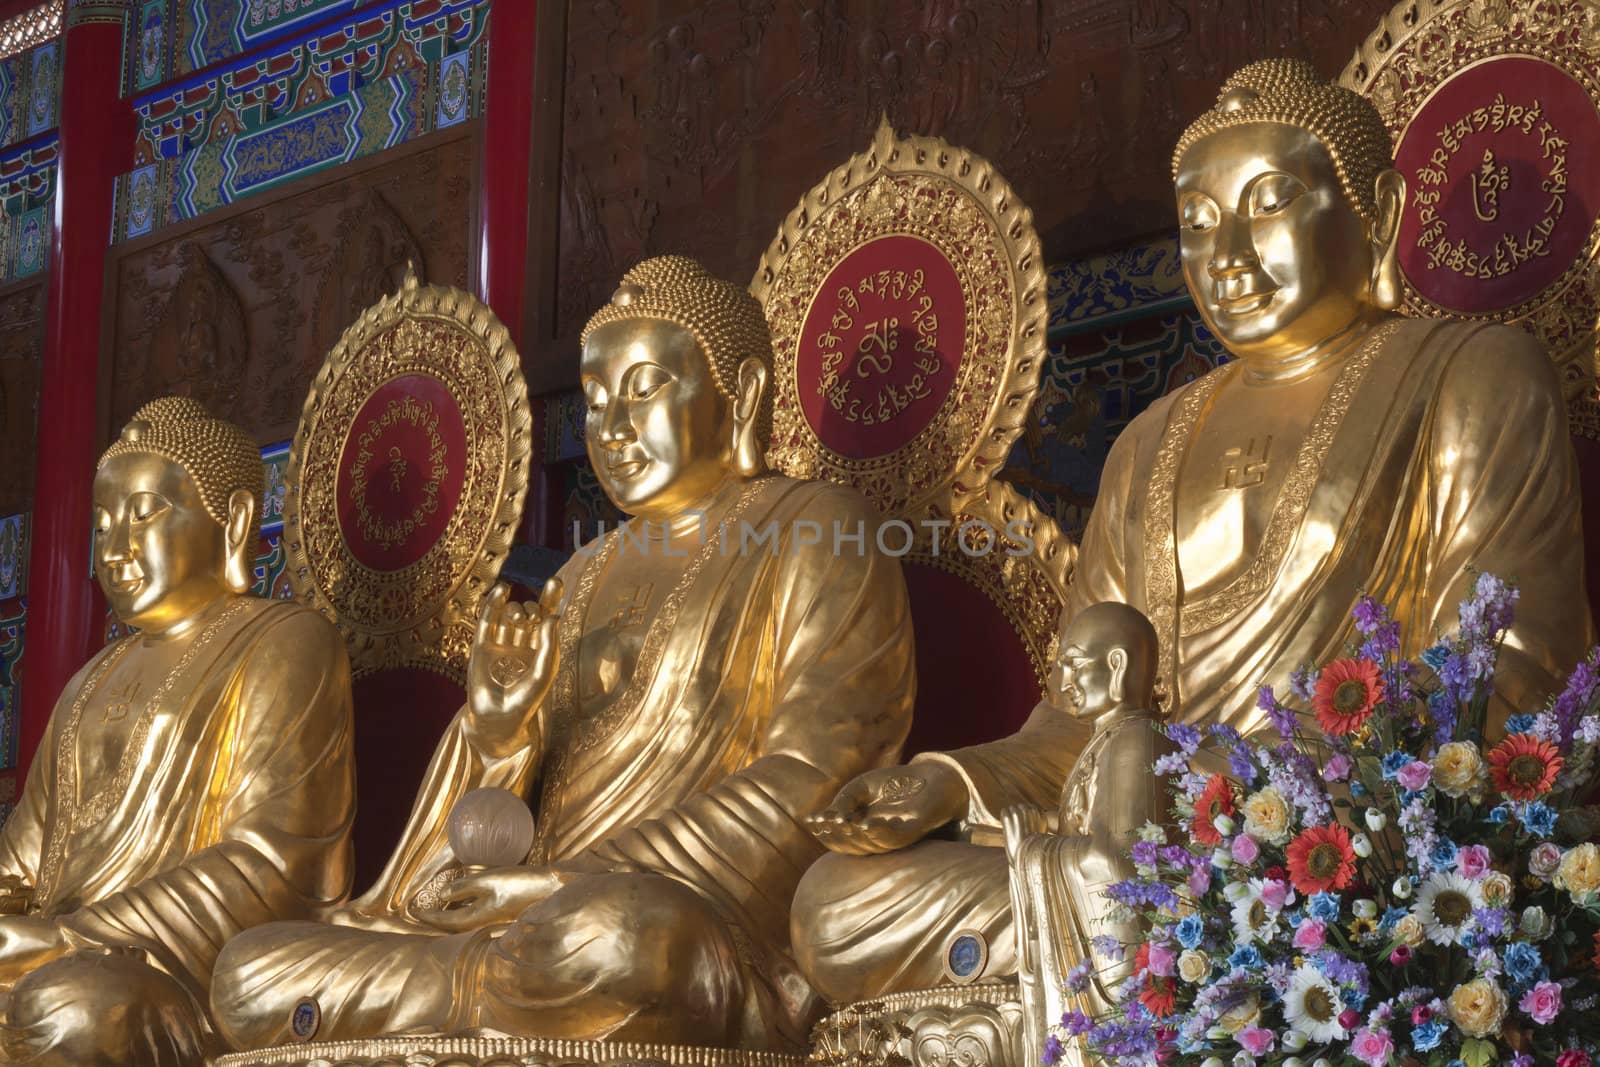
1324,753,1353,782
1290,665,1319,702
1166,722,1202,755
1550,651,1600,752
1395,759,1431,791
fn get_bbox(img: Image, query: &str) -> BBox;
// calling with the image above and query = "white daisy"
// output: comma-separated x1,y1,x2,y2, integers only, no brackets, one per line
1282,964,1347,1043
1230,879,1282,946
1414,871,1484,946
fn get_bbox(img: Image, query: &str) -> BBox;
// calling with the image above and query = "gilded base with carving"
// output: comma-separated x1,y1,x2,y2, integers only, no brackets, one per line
214,1036,810,1067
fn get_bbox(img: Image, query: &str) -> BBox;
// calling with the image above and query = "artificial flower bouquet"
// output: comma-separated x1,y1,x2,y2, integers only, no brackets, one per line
1050,574,1600,1066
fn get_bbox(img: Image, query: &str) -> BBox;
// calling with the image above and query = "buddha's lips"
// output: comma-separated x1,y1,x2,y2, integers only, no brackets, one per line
1216,288,1276,315
106,562,144,592
606,457,650,480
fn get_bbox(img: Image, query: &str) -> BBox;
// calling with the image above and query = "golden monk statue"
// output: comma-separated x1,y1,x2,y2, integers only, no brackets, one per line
793,603,1170,1002
791,57,1593,1006
0,397,355,1065
1003,605,1170,1066
210,256,917,1051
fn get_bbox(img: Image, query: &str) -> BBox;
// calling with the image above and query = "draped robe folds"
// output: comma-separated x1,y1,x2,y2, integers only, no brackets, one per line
0,599,355,1058
791,318,1593,1004
211,475,917,1051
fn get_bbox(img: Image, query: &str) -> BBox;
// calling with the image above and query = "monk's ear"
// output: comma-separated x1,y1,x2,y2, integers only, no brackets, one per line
1107,647,1129,703
1370,169,1406,311
223,488,256,594
730,357,768,478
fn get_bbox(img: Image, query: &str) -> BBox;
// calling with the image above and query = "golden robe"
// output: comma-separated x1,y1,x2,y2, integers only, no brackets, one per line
793,317,1592,1003
212,475,916,1051
0,598,354,1060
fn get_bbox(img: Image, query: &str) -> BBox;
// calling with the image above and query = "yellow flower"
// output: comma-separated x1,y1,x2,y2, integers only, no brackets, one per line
1177,949,1210,984
1218,993,1261,1034
1433,741,1485,798
1242,787,1292,846
1557,843,1600,900
1393,914,1425,946
1448,977,1508,1038
1481,871,1513,908
1348,917,1378,939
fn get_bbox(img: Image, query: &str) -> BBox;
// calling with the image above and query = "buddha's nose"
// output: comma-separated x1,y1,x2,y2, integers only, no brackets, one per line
1208,213,1260,279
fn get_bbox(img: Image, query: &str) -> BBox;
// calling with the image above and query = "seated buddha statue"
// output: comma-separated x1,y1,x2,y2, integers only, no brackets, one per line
792,602,1170,1002
210,256,917,1051
0,397,355,1065
791,56,1593,1006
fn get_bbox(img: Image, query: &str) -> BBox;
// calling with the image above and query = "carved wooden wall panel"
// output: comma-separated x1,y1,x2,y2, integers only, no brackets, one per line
104,126,476,447
531,0,1399,380
0,281,43,518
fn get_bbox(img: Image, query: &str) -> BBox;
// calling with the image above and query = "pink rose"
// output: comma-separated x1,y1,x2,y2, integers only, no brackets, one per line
1558,1052,1592,1067
1521,980,1563,1025
1190,866,1212,896
1531,842,1563,880
1457,844,1493,880
1410,1004,1431,1025
1293,918,1327,951
1231,834,1260,865
1351,1027,1394,1067
1396,759,1432,791
1237,1027,1275,1055
1147,942,1176,977
1260,879,1292,910
1325,754,1353,782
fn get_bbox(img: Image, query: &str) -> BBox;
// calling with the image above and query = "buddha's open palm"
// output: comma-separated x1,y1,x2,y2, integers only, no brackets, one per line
804,761,969,855
466,579,561,758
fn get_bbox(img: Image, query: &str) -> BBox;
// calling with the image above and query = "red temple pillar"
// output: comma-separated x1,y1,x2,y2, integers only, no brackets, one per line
477,0,536,345
19,1,134,776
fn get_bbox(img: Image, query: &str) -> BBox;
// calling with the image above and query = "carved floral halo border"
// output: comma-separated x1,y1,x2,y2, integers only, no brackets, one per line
1339,0,1600,405
750,117,1049,521
284,269,532,680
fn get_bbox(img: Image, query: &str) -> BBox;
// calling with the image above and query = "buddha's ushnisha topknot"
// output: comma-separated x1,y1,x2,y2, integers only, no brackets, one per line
1173,58,1394,222
98,396,263,543
581,256,775,447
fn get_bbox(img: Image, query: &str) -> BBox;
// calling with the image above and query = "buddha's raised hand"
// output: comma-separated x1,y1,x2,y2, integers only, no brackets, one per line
465,579,562,758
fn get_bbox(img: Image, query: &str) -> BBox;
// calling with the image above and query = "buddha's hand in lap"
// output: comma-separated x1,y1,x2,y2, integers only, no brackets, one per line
423,856,622,933
466,579,563,759
804,761,968,855
0,914,68,984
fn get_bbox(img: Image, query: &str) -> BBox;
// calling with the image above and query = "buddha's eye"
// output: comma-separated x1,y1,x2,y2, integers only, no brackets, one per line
129,493,168,523
625,365,671,402
1181,193,1220,234
1249,173,1306,218
581,380,608,416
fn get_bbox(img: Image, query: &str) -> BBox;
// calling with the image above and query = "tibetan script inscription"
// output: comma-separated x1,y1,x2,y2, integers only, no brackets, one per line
796,235,966,460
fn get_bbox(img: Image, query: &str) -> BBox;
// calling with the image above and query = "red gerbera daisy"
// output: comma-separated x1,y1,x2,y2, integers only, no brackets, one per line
1192,774,1235,846
1285,823,1358,896
1134,942,1177,1018
1489,734,1564,801
1312,658,1384,736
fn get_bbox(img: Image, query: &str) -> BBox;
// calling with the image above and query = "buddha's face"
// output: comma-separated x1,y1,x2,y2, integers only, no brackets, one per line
93,452,229,633
1177,123,1374,364
1050,634,1119,719
581,318,733,519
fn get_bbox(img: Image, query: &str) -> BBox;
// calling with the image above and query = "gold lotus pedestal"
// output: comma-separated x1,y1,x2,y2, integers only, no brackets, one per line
808,982,1024,1067
214,1038,809,1067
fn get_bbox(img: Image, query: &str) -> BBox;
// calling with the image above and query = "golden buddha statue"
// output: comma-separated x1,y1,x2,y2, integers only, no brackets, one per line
792,603,1169,1002
0,397,355,1065
209,256,917,1051
790,57,1593,1007
1004,604,1171,1066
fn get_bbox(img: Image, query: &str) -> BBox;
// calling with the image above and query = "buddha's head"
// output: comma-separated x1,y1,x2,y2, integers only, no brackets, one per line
93,397,261,633
579,257,772,519
1173,59,1404,367
1049,601,1159,721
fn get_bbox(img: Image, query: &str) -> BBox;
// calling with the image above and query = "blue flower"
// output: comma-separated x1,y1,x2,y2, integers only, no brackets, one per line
1174,914,1204,950
1487,804,1512,825
1229,945,1264,970
1380,906,1407,932
1523,801,1558,838
1412,1020,1446,1052
1308,892,1341,923
1350,780,1367,798
1506,713,1538,735
1420,642,1451,671
1340,985,1367,1009
1430,838,1458,869
1503,942,1544,986
1381,751,1411,780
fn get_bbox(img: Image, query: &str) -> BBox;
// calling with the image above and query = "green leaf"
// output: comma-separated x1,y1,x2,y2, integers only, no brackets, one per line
1460,1037,1497,1067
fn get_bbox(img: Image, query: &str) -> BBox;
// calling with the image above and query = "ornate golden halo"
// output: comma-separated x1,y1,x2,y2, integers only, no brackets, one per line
1340,0,1600,404
750,118,1049,520
284,270,532,679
